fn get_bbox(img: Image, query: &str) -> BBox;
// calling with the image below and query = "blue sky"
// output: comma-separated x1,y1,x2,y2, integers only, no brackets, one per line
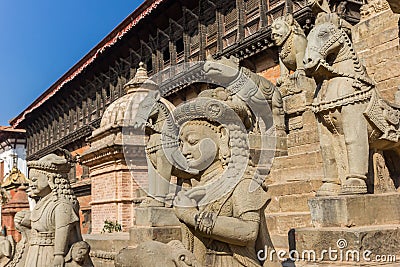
0,0,143,126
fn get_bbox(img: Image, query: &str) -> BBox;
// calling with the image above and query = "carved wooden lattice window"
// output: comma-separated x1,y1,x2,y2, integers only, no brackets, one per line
190,28,200,54
245,0,259,21
206,18,218,45
293,0,308,12
175,38,184,62
266,0,285,24
224,6,237,34
245,0,260,37
222,4,238,48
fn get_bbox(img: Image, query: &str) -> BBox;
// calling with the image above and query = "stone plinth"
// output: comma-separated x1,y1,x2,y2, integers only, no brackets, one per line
129,226,181,244
135,207,180,227
129,207,181,244
84,233,130,267
295,225,400,265
294,193,400,266
309,193,400,228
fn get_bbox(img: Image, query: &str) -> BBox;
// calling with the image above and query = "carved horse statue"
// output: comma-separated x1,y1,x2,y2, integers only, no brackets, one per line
303,13,400,195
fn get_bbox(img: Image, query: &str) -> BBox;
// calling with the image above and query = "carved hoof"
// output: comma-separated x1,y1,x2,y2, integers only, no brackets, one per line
139,197,165,207
316,183,340,196
340,177,367,195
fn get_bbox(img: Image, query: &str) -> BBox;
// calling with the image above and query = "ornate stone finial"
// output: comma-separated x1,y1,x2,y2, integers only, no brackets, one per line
124,62,157,94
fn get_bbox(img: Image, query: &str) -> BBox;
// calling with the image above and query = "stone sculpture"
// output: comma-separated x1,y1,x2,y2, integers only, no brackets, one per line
203,55,286,139
115,240,200,267
360,0,390,20
5,152,93,267
303,12,400,195
64,241,92,267
0,235,14,266
171,93,273,267
115,89,278,267
133,86,199,207
271,14,310,96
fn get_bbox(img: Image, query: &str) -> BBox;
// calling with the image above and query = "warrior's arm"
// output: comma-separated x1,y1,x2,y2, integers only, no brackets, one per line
53,203,79,256
14,210,31,228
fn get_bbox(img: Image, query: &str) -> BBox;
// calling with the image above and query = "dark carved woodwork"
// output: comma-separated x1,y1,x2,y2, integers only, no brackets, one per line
23,0,363,163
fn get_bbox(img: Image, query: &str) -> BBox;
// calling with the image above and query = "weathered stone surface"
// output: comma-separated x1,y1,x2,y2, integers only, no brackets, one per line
134,207,180,227
85,233,129,267
129,226,182,244
267,181,322,196
295,225,400,264
266,212,312,235
308,193,400,228
304,12,400,196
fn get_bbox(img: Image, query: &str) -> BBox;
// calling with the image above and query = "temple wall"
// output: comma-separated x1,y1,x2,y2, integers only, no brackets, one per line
353,8,400,102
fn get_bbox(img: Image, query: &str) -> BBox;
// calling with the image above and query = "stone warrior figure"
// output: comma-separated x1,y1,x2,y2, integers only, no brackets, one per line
115,89,279,267
11,153,92,267
304,12,400,195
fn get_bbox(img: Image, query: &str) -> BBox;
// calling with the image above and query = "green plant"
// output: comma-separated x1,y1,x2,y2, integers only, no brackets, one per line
101,220,122,233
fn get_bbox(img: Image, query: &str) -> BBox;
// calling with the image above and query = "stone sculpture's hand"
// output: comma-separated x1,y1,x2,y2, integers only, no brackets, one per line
174,191,198,225
289,69,306,80
276,76,285,87
53,255,65,267
173,191,197,208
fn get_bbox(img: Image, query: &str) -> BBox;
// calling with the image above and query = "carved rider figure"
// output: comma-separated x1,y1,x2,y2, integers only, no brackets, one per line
13,153,92,267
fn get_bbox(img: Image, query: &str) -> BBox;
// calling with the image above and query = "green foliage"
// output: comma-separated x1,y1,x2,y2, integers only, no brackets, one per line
101,220,122,233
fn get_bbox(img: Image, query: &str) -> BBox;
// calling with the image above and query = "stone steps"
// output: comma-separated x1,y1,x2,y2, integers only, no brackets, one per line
266,193,315,213
266,212,312,235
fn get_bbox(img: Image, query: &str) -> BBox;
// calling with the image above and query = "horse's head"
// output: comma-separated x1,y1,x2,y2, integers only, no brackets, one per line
304,18,344,75
271,14,293,46
203,55,240,85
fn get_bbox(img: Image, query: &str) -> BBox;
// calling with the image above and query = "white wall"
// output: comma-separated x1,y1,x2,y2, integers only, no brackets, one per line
0,143,27,181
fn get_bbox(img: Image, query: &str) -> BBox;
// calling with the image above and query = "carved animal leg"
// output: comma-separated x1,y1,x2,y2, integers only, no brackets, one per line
139,157,164,207
316,118,341,196
271,90,287,156
340,104,368,194
154,150,173,202
271,90,286,134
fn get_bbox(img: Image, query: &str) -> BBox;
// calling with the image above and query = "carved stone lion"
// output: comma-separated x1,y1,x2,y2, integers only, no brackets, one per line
271,14,308,94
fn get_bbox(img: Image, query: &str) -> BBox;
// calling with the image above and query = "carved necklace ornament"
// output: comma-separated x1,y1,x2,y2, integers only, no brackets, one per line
279,29,293,61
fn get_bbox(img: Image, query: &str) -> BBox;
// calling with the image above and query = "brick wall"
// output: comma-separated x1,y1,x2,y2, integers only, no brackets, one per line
353,9,400,102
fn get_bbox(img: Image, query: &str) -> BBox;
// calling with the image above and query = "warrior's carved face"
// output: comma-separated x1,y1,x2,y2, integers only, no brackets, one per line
271,19,290,46
180,122,223,172
29,169,51,197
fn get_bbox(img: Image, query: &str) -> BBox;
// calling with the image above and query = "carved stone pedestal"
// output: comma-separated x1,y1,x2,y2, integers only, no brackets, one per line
129,207,181,244
294,194,400,266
